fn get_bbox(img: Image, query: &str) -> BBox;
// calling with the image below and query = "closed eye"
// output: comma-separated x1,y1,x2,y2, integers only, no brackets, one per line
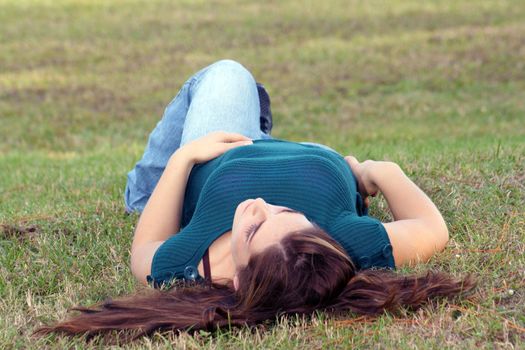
247,208,304,244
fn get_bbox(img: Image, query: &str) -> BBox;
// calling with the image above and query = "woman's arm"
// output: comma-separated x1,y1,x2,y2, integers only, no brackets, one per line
345,158,449,266
130,152,194,284
130,132,253,284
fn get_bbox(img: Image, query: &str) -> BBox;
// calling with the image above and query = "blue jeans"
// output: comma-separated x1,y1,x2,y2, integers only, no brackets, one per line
125,59,335,213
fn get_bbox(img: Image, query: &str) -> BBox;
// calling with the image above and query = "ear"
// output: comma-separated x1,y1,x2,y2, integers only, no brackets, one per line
233,273,239,291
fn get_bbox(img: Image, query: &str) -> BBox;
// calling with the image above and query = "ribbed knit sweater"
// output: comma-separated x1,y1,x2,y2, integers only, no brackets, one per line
149,139,395,285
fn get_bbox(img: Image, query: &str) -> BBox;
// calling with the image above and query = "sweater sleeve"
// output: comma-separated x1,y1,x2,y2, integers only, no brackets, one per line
147,221,217,287
147,228,201,287
327,213,396,269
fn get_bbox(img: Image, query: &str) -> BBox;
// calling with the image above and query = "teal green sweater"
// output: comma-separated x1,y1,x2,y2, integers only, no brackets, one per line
149,139,395,285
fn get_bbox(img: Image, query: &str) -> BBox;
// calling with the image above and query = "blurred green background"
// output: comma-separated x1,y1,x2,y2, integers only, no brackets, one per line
1,0,524,348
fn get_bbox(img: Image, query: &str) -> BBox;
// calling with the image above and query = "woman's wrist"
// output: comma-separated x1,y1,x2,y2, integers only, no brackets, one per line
169,148,195,168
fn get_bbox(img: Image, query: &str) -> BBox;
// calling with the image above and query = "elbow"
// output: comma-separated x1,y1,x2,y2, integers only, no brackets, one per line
129,252,141,282
435,220,449,252
129,241,162,286
130,247,149,286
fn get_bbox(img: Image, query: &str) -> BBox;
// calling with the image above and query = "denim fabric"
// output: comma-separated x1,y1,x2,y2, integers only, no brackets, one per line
125,59,337,213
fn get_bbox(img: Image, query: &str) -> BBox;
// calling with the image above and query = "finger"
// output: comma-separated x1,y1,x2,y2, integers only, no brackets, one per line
364,197,370,208
231,139,253,146
344,156,361,172
344,155,359,165
220,139,253,152
215,131,252,142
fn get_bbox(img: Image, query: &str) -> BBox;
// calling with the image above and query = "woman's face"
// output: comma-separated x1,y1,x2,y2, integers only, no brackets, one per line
231,198,313,269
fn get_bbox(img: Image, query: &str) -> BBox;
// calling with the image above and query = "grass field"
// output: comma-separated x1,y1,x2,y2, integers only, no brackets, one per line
1,0,524,348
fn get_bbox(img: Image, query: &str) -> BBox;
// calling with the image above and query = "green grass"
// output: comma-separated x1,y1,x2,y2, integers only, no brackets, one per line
1,0,524,348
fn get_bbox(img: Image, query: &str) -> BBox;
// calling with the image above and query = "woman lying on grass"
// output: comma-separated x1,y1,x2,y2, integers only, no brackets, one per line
36,60,474,340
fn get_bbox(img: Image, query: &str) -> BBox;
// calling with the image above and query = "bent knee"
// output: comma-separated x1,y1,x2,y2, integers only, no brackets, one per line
206,59,253,81
211,59,245,70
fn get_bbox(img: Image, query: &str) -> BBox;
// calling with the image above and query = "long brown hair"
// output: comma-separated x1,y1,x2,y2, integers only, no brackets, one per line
34,227,475,341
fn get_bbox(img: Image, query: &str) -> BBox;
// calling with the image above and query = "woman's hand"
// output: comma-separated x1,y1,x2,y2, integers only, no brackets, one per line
344,156,380,206
174,131,253,164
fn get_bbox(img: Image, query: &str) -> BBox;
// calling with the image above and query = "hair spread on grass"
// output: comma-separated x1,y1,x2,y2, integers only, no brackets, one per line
34,227,475,342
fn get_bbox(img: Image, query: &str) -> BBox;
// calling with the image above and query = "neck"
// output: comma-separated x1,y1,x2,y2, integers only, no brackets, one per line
198,230,236,283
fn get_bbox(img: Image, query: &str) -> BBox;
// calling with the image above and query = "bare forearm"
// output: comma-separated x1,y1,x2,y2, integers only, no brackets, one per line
372,162,444,224
372,162,449,264
131,151,194,251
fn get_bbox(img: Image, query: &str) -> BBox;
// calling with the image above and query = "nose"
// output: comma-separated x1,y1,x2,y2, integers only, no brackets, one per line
254,197,266,206
250,197,269,216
